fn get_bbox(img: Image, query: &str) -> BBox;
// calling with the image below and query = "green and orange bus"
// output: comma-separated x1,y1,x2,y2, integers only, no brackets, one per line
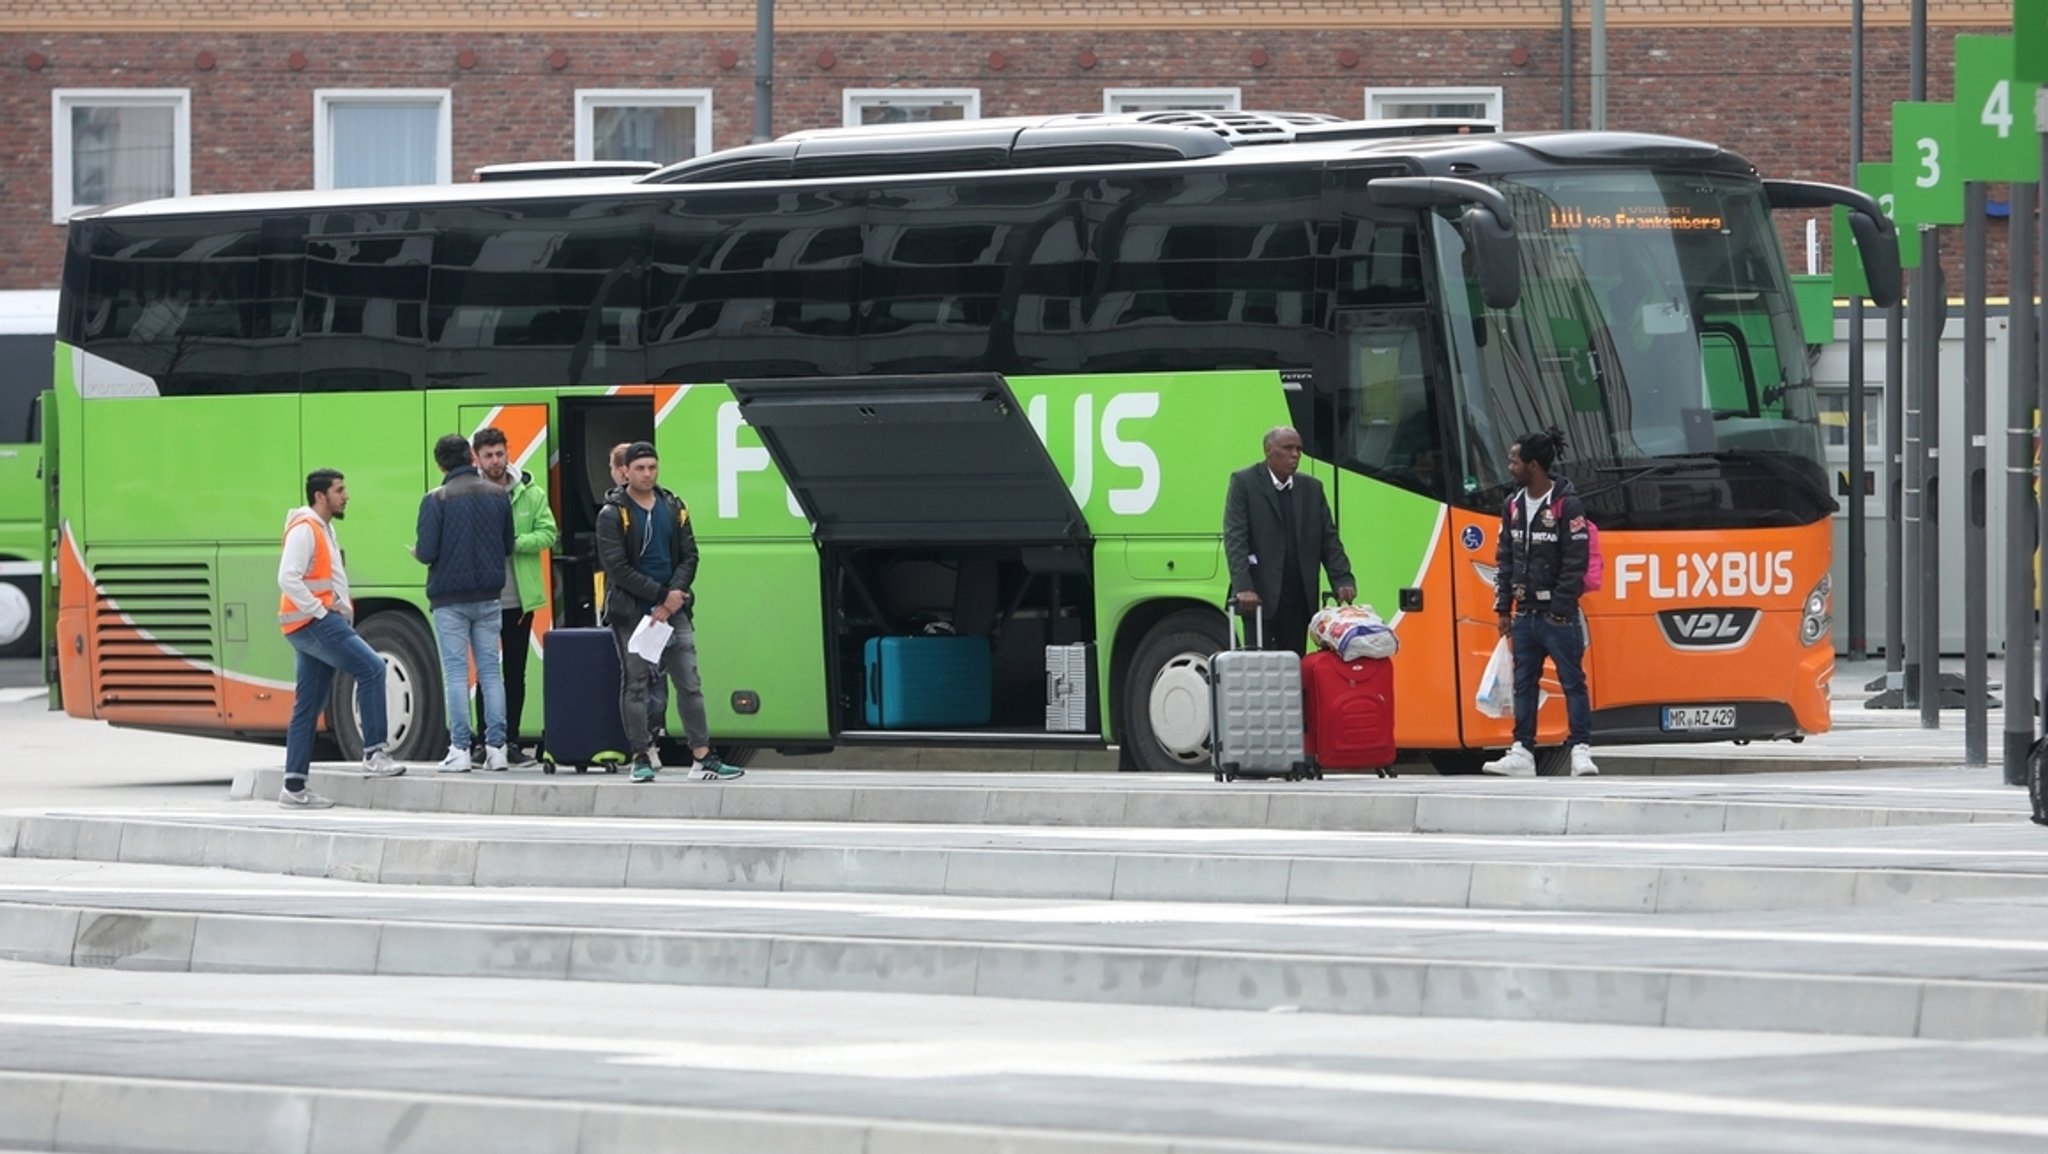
47,111,1898,772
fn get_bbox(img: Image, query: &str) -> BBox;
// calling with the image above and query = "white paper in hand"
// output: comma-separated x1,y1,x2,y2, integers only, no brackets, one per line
627,616,673,663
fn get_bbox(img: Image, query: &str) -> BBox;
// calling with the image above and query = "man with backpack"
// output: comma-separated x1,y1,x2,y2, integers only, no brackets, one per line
1482,428,1598,778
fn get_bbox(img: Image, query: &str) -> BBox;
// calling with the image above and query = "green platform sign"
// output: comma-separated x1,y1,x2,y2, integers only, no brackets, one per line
1854,161,1920,273
2016,0,2048,84
1892,101,1964,226
1955,35,2040,181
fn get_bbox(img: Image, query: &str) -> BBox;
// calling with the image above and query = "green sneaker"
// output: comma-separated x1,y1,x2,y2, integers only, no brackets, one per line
630,756,657,783
691,754,744,782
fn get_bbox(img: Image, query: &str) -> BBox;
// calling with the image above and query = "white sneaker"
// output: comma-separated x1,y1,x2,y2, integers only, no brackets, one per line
1480,742,1537,777
484,745,510,772
361,748,404,777
278,787,336,809
1570,744,1599,776
436,744,472,774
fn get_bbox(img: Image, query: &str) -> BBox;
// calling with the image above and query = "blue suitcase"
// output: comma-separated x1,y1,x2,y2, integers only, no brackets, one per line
540,627,633,774
864,634,992,728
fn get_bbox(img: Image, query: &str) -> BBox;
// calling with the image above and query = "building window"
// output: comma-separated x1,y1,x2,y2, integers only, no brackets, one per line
314,89,452,190
51,89,190,223
843,89,980,127
577,90,714,165
1103,88,1242,114
1818,389,1881,455
1365,87,1504,127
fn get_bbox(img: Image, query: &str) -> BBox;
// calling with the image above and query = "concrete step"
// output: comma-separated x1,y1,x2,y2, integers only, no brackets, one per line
0,1069,1308,1154
230,766,2032,832
11,811,2048,915
0,861,2044,1041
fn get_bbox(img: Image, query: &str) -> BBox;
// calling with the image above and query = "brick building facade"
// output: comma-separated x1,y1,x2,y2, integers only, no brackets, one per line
0,2,2015,291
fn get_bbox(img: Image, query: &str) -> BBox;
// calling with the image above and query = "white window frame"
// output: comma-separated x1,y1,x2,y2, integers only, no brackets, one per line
51,88,191,223
575,89,715,163
842,88,981,128
1364,86,1504,128
314,88,453,190
1102,87,1242,115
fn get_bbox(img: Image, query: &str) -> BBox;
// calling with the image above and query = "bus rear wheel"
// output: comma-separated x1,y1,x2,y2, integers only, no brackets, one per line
1119,608,1229,773
329,610,444,763
0,575,37,659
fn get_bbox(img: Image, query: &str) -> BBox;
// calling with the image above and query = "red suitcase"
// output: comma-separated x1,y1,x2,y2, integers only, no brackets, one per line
1300,650,1396,776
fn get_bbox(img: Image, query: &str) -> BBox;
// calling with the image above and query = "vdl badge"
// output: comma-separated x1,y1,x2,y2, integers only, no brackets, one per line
1662,705,1737,732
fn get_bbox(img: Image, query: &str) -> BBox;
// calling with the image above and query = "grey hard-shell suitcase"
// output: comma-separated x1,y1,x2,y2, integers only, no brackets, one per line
1210,604,1313,783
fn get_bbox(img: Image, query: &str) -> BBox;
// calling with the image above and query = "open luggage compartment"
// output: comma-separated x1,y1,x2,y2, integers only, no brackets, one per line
728,373,1101,743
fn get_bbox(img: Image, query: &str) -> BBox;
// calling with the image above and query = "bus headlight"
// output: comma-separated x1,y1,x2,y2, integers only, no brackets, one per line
1800,574,1832,645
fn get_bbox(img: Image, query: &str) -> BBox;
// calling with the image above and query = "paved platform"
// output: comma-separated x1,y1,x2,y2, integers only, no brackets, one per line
3,653,2045,1153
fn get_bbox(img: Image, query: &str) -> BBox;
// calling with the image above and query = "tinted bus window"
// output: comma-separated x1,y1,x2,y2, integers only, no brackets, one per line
0,335,52,441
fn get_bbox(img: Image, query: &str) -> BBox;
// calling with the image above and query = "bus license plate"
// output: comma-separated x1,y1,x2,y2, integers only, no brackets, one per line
1662,706,1736,732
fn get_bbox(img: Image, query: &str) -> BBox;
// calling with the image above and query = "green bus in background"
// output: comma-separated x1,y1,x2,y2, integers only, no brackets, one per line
47,112,1897,772
0,290,55,660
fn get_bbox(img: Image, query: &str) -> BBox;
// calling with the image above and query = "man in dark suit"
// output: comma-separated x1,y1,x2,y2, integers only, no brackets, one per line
1223,426,1356,655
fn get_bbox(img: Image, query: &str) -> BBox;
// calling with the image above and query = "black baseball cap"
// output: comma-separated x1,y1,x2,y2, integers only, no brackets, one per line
623,441,658,465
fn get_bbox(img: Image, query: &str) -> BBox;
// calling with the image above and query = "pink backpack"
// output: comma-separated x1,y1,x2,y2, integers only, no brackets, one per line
1582,520,1604,592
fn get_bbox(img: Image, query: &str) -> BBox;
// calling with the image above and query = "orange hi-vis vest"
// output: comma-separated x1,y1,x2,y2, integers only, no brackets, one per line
278,512,339,634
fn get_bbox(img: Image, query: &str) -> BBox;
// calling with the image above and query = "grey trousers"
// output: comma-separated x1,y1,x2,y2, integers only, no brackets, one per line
611,614,710,755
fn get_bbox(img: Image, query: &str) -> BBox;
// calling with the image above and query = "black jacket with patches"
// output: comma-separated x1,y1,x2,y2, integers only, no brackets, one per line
1493,477,1591,619
594,484,699,625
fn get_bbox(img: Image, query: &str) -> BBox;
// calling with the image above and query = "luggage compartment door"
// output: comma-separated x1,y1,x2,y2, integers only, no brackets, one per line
726,372,1092,546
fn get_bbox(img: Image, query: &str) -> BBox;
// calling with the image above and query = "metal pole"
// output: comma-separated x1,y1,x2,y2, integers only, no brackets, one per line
1918,230,1944,730
1561,0,1574,130
1964,182,1988,764
1590,0,1606,130
2037,116,2048,762
1886,297,1906,687
753,0,775,143
1847,0,1867,659
2005,179,2037,786
1903,248,1926,712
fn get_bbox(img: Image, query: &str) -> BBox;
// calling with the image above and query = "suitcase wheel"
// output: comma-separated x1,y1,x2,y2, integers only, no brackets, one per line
1213,770,1225,783
575,765,588,774
541,763,556,776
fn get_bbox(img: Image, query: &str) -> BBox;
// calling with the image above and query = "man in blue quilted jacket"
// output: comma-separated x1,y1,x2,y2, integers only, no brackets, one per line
415,433,515,773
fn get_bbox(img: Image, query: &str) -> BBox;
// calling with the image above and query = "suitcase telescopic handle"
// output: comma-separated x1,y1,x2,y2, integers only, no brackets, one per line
1224,599,1264,651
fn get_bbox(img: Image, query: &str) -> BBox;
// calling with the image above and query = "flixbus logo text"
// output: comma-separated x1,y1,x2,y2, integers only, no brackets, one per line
1610,550,1796,601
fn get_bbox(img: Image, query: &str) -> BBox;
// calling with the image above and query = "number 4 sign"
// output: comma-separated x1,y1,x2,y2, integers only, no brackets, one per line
1955,36,2039,181
1892,101,1964,226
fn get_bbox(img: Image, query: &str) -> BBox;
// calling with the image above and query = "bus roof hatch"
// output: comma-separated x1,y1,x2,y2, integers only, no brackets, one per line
726,373,1090,547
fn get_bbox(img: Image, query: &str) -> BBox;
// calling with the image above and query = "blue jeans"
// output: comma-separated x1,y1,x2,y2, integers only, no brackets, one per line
433,601,506,749
1511,609,1593,751
284,613,389,787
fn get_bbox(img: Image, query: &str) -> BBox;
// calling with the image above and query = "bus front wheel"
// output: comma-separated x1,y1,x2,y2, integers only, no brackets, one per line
329,610,444,762
1120,608,1229,773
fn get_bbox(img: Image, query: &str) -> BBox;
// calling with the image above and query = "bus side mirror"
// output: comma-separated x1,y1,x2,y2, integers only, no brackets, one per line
1845,209,1902,309
1462,204,1522,311
1368,176,1523,311
1763,179,1902,309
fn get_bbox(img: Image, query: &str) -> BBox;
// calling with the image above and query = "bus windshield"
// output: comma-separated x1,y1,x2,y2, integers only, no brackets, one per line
1435,170,1831,530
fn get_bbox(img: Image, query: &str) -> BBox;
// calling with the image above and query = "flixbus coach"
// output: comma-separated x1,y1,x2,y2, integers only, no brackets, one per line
47,110,1899,772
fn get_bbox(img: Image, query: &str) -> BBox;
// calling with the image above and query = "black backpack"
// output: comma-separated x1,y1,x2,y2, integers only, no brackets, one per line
2031,736,2048,826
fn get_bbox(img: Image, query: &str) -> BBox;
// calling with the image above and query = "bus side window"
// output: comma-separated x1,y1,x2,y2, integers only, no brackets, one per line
1335,319,1439,493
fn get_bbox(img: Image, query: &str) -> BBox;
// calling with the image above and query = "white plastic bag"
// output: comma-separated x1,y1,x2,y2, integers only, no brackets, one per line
1475,637,1514,718
1310,604,1399,661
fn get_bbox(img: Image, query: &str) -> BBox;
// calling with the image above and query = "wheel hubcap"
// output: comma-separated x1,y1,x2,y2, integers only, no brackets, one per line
0,583,30,647
356,650,418,753
1147,652,1213,765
